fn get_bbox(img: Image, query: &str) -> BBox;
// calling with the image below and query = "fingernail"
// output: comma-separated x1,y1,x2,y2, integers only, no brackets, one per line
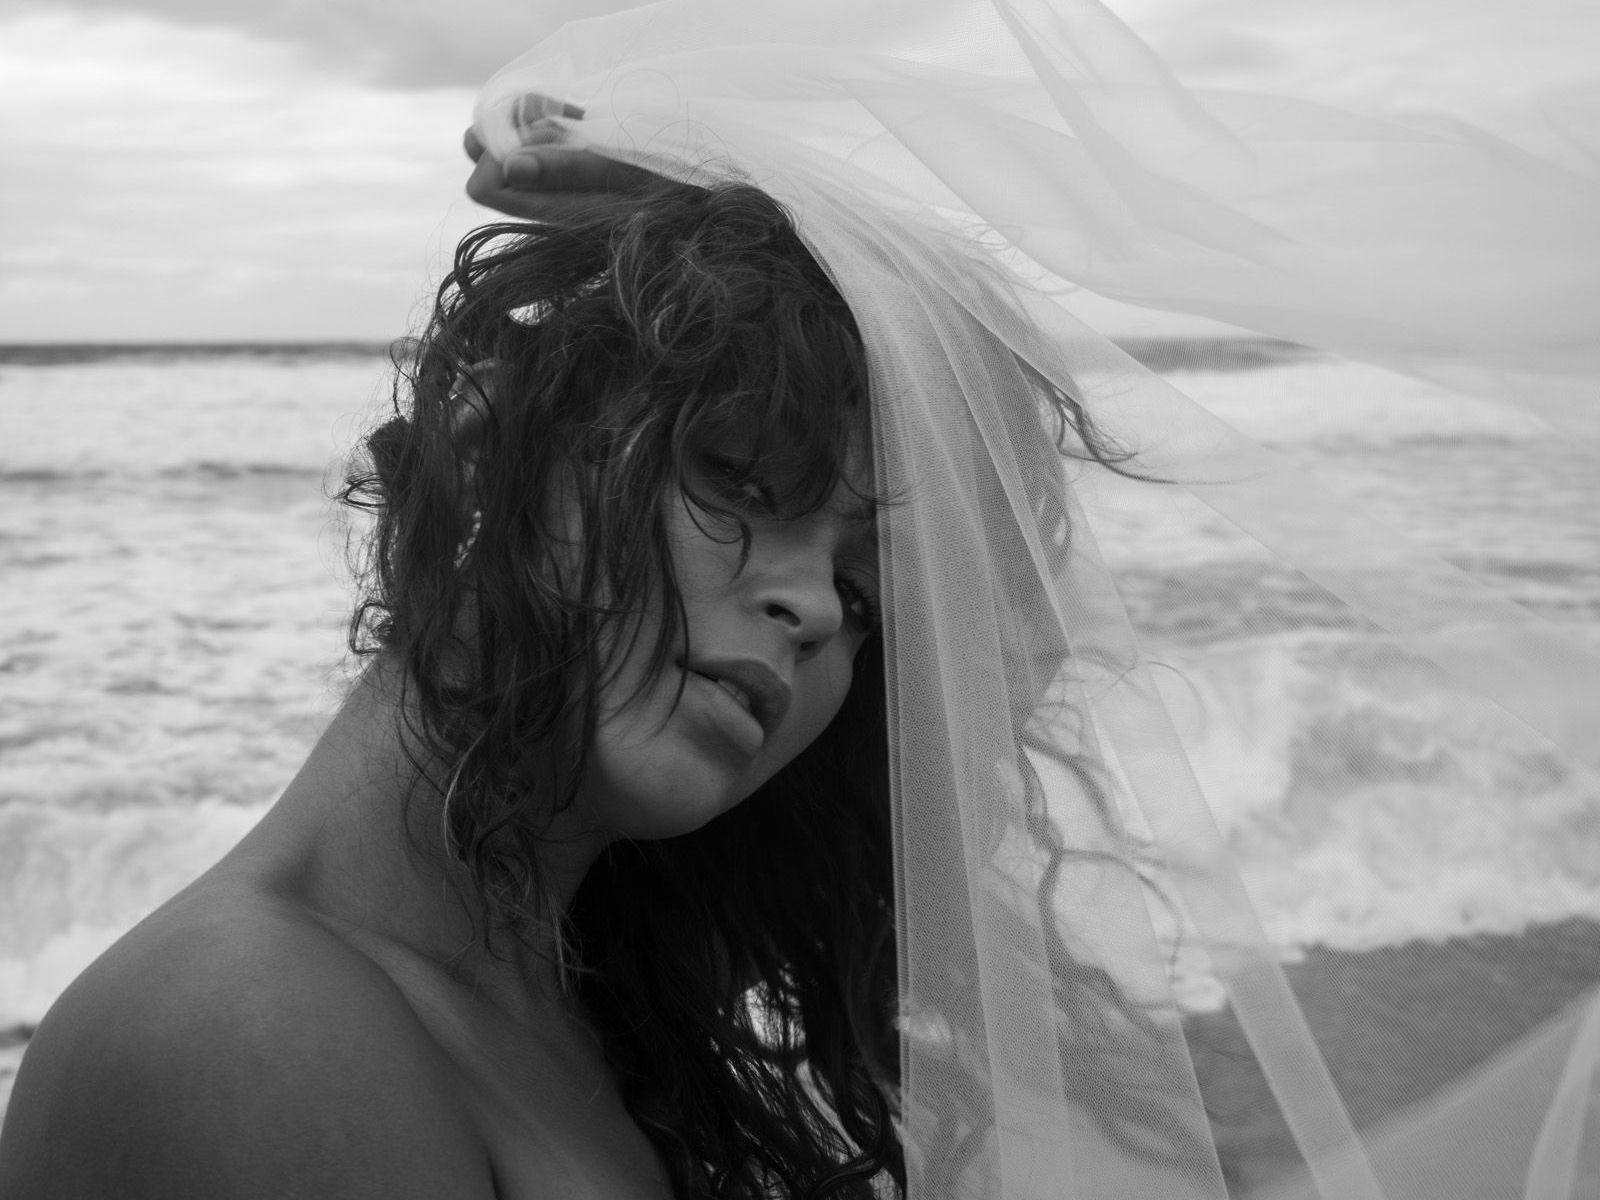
502,155,541,187
515,94,585,125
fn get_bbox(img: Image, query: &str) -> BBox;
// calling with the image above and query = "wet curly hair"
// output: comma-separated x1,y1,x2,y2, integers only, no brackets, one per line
343,180,900,1198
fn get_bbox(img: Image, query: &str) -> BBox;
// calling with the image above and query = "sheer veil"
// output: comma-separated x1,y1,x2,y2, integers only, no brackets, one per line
472,1,1600,1195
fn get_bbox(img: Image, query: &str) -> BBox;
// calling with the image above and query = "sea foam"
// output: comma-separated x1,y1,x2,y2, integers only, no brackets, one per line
0,798,270,1028
1155,631,1600,955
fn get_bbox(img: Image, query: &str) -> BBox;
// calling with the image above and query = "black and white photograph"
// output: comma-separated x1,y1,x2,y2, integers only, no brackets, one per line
2,0,1598,1196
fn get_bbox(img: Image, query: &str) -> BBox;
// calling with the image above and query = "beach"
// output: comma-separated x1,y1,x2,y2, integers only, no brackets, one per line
2,342,1597,1172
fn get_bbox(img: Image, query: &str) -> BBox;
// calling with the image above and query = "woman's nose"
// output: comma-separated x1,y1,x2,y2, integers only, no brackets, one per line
750,551,844,657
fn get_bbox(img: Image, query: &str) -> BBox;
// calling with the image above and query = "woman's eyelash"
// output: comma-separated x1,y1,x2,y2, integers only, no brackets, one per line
836,574,882,628
732,479,776,510
703,456,776,511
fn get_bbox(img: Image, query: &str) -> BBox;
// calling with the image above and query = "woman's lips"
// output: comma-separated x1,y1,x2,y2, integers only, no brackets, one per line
684,669,767,755
681,655,792,745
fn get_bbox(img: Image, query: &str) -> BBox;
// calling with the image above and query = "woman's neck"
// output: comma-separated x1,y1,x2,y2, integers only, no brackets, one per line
227,657,611,1027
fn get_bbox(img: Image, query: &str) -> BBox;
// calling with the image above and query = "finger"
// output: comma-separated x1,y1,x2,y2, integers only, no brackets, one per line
514,121,567,148
465,152,523,212
465,92,582,164
465,151,597,221
501,147,655,193
464,120,560,162
512,93,586,127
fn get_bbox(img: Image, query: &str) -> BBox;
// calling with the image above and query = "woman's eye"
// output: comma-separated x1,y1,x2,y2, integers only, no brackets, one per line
729,478,776,512
836,574,882,630
703,456,776,512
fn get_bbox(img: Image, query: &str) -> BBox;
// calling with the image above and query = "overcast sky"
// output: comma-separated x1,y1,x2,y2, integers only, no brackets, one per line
2,0,1595,342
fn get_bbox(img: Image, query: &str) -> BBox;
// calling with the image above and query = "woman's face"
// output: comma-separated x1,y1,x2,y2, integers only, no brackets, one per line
580,467,880,839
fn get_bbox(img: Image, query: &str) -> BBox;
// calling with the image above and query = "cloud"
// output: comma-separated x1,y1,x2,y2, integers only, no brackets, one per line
1163,29,1284,79
0,10,486,339
8,0,641,87
5,0,1594,339
18,0,1598,116
1130,0,1599,137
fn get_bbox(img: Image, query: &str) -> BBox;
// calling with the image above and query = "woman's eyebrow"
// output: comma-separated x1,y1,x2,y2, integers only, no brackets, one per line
835,494,879,528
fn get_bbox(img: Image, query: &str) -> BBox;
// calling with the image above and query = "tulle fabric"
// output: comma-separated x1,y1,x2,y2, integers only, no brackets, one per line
473,1,1600,1195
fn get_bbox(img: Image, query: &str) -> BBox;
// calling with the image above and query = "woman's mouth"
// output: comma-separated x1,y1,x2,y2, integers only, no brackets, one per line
680,655,793,744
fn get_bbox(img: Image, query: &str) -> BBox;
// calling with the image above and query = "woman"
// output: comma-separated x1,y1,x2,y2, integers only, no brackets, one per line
7,0,1600,1197
0,181,915,1195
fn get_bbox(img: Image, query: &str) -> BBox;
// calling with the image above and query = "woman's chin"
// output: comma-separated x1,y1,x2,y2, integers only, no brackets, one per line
579,759,752,842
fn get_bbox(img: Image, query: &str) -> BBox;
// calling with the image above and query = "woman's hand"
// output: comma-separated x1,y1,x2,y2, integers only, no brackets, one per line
463,107,658,222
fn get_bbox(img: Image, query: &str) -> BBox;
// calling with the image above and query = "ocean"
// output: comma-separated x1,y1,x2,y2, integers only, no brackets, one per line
2,341,1598,1147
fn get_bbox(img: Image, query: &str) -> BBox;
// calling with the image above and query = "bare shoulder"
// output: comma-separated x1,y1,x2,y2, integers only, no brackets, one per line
0,886,497,1200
